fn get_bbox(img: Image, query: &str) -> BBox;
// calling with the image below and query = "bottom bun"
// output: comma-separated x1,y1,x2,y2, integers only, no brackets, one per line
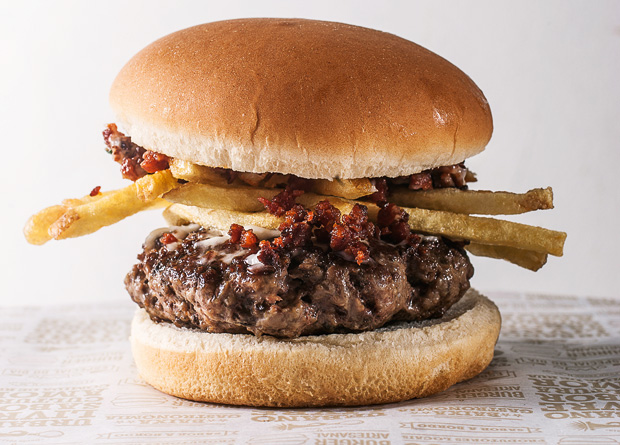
130,288,501,407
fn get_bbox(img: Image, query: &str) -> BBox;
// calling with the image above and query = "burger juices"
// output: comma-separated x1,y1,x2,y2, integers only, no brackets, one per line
25,18,566,407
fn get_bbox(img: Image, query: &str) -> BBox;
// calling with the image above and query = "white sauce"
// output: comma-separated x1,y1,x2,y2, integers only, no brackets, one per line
143,224,200,250
219,250,247,264
195,235,231,250
243,225,281,240
144,223,280,266
421,235,439,242
244,253,261,266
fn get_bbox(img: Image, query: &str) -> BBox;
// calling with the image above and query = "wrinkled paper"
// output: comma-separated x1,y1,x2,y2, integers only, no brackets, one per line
1,292,619,444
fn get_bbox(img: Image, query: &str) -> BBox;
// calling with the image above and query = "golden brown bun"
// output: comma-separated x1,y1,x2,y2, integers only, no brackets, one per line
130,288,500,407
110,18,493,179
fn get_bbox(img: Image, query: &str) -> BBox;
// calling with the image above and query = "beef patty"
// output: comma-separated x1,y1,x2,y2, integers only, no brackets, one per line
125,226,474,338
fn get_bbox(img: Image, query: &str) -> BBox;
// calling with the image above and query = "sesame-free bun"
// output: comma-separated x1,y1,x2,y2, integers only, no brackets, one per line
130,288,500,407
110,18,493,179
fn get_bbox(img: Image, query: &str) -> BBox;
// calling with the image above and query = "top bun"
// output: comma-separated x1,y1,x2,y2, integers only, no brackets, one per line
110,18,493,179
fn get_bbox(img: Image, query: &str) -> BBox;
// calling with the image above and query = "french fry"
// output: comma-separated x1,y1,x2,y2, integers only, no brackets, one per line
163,182,372,213
164,191,565,261
164,204,283,232
170,159,375,200
23,205,67,245
25,170,176,244
135,169,179,201
401,205,566,256
49,195,167,241
164,195,364,234
311,178,376,199
466,243,548,271
313,178,376,199
164,182,278,212
169,159,225,184
390,187,554,215
299,195,564,258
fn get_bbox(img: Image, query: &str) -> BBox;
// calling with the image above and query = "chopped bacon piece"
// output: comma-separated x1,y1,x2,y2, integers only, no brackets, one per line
329,204,376,264
160,233,178,245
240,230,258,249
228,224,244,244
369,162,471,198
141,151,170,173
278,205,314,248
103,123,169,181
314,200,341,232
104,124,147,181
409,172,433,190
432,163,468,188
228,224,259,249
257,240,281,268
259,189,305,216
89,186,101,197
377,202,411,244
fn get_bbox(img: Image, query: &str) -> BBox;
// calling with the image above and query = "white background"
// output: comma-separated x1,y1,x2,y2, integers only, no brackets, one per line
2,1,619,306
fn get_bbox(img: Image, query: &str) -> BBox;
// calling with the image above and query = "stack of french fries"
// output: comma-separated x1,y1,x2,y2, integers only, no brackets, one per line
25,158,566,271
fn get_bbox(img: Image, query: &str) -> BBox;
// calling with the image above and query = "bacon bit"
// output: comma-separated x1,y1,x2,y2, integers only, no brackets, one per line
314,200,341,232
228,224,259,249
377,202,412,244
141,151,170,174
432,163,468,189
368,162,471,198
103,124,169,181
240,230,258,249
269,201,378,265
160,233,178,245
259,189,305,216
102,125,114,150
228,224,244,244
89,186,101,197
278,206,314,248
257,240,281,268
235,200,418,267
329,204,376,264
409,172,433,190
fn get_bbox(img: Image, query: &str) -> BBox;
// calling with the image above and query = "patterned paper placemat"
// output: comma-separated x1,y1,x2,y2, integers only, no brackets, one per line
1,292,619,444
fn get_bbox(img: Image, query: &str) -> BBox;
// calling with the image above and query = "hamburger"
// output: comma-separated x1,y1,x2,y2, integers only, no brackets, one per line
24,18,565,407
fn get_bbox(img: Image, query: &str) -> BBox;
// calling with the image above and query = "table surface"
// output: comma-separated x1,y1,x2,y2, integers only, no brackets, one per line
1,291,619,445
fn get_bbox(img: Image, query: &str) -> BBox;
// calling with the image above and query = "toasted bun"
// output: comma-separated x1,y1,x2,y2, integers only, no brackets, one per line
110,18,493,179
130,288,500,407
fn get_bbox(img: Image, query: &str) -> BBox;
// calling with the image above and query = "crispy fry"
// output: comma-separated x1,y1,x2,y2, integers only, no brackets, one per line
25,170,176,244
466,243,548,271
49,195,167,241
169,159,225,184
164,204,283,232
135,169,179,201
164,196,362,234
23,205,67,245
50,171,175,239
311,178,376,199
170,159,375,199
401,205,566,256
164,194,565,260
390,187,554,215
163,183,369,213
164,182,278,212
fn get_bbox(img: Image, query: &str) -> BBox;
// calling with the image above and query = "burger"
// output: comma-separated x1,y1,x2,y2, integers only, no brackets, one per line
25,18,565,407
